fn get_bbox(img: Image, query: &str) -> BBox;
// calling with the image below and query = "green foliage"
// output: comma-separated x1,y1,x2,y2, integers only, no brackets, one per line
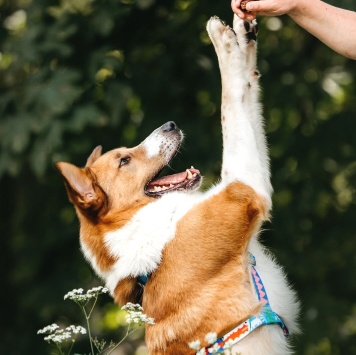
1,0,356,354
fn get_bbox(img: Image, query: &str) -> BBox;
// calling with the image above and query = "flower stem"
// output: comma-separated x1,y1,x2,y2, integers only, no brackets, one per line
88,293,99,319
66,337,76,355
105,325,140,355
54,342,65,355
81,306,95,355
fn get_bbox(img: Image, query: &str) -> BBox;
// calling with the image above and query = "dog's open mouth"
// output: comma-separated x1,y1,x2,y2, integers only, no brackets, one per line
145,167,201,197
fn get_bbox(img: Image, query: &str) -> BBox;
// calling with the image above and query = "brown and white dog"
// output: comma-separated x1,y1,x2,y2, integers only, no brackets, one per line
56,15,299,355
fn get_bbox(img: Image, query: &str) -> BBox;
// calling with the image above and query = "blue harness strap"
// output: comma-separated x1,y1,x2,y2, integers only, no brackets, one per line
250,255,289,336
201,254,289,354
137,274,150,287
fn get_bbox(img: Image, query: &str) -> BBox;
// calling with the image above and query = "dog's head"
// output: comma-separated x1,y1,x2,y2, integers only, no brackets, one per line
56,121,202,219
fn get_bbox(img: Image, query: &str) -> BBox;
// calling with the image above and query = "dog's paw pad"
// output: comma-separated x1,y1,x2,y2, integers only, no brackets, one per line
233,15,258,44
244,20,258,43
244,21,250,32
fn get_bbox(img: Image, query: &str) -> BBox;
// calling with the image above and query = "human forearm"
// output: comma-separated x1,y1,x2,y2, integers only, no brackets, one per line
231,0,356,59
288,0,356,59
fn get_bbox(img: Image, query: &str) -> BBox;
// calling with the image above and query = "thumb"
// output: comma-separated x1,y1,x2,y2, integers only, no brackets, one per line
246,1,262,12
246,1,287,16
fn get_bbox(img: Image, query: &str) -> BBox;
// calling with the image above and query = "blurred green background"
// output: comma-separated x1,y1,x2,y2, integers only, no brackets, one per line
1,0,356,354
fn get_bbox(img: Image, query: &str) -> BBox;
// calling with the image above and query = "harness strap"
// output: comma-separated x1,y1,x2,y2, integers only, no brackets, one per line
137,274,150,287
202,254,289,354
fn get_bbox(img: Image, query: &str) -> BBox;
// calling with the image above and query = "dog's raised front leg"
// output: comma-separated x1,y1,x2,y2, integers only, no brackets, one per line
206,16,272,214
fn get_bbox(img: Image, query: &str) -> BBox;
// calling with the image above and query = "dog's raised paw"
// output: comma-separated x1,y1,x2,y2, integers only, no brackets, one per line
206,16,225,39
207,17,239,53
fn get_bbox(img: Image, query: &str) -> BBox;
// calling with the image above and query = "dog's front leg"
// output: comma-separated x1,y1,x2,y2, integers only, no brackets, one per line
207,16,272,214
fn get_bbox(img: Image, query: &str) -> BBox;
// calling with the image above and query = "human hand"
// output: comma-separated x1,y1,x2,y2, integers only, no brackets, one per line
231,0,257,20
231,0,298,18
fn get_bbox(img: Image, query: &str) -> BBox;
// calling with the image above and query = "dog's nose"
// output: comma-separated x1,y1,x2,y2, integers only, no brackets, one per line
162,121,177,132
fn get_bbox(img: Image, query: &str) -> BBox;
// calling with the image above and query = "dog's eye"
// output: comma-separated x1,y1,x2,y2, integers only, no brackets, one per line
119,157,130,167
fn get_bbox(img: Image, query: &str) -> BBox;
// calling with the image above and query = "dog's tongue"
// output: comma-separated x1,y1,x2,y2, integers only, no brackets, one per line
148,167,200,187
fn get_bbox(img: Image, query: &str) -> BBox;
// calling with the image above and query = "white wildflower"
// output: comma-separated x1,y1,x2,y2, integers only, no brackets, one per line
122,303,155,325
87,286,109,294
64,288,84,300
205,332,217,345
38,324,86,344
223,339,235,350
64,286,109,302
122,302,143,312
66,325,87,334
210,343,221,353
44,329,72,344
37,323,59,334
188,340,201,351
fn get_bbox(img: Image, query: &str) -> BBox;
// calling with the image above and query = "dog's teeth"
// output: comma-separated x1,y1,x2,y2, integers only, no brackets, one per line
152,185,174,192
187,169,193,180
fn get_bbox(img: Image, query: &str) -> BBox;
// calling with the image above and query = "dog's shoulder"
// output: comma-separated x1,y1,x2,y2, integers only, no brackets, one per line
103,191,203,292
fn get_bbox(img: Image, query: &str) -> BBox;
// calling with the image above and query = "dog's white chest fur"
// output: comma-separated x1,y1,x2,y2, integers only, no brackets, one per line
102,192,201,294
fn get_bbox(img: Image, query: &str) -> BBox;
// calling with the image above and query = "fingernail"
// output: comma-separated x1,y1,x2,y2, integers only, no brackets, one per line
246,3,253,10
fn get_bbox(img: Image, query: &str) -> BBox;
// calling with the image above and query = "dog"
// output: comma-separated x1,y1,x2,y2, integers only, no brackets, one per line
56,14,299,355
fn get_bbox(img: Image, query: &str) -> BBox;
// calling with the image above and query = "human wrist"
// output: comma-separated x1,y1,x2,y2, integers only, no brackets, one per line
288,0,310,19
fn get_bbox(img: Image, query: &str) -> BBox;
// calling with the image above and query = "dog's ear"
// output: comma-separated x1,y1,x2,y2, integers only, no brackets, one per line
86,145,102,167
55,162,106,212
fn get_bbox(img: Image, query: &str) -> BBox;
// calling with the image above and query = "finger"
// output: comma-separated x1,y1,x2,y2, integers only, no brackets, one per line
245,11,257,21
246,1,264,12
231,0,248,18
246,1,284,16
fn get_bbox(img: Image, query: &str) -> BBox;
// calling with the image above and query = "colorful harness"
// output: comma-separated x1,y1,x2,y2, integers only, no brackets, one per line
137,254,289,354
201,254,289,354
